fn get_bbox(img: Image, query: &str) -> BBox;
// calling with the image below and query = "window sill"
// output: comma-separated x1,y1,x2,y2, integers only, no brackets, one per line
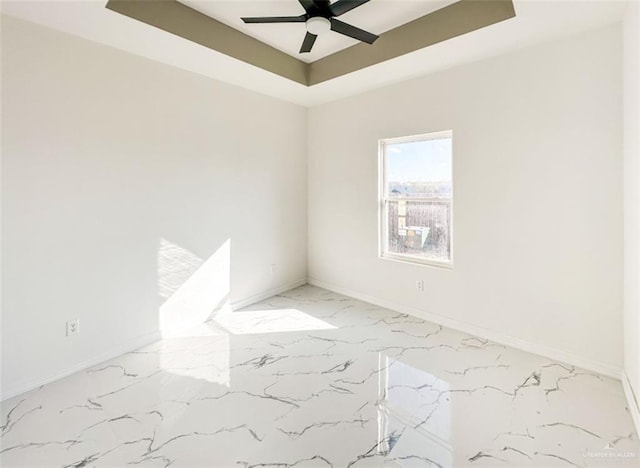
379,252,454,270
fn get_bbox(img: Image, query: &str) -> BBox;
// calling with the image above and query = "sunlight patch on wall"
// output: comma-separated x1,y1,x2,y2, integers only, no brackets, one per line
158,238,205,299
158,238,231,338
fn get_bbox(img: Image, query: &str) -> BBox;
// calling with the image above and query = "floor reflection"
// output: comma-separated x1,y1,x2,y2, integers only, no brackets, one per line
378,355,453,466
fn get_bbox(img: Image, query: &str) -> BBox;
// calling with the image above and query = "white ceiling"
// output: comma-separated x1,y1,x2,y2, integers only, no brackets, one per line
180,0,457,63
0,1,628,107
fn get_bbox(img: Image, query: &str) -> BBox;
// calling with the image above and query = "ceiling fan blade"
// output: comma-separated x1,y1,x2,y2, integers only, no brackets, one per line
242,15,306,24
300,0,331,15
298,0,315,13
329,0,371,17
330,18,378,44
300,31,318,53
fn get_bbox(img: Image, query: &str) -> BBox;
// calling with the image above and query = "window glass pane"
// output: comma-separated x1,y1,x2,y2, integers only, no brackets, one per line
385,200,451,262
385,138,452,198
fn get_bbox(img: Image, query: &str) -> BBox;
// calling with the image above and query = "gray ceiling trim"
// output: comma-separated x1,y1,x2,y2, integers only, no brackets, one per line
105,0,309,85
105,0,516,87
309,0,516,85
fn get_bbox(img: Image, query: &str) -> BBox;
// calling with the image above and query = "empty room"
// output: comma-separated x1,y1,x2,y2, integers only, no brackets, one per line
1,0,640,466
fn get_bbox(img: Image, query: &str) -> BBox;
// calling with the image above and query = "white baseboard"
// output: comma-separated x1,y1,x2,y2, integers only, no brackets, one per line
307,277,622,380
0,278,308,402
230,278,307,310
0,330,162,402
622,371,640,437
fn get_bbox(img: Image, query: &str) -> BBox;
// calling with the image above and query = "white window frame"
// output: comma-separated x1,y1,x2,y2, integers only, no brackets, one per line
378,131,454,269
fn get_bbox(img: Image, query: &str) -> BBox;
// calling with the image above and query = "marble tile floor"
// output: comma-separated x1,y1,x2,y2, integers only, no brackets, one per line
1,285,639,467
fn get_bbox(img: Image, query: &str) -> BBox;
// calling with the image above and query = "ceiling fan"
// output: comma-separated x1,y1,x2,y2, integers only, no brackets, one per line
241,0,379,54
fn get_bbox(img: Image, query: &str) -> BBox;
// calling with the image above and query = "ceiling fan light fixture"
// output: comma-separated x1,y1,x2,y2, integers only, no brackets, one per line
241,1,378,54
306,17,330,35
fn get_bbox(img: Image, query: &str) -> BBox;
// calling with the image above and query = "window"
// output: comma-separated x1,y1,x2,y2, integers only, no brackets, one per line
379,131,453,267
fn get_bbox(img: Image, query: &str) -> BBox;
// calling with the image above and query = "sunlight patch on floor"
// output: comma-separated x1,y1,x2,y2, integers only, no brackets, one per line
212,307,335,335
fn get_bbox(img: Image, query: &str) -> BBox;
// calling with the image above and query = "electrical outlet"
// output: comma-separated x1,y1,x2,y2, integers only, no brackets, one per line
416,280,424,292
66,319,80,336
270,264,277,274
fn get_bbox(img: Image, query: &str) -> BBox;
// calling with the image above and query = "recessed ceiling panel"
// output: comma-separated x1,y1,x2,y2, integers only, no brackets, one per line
105,0,516,86
179,0,458,63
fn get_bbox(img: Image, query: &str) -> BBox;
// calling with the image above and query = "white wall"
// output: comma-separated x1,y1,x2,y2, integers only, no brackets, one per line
1,16,307,399
624,0,640,423
308,25,623,374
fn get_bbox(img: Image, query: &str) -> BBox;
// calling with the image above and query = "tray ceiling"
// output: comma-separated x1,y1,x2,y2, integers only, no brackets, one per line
180,0,458,63
105,0,517,86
